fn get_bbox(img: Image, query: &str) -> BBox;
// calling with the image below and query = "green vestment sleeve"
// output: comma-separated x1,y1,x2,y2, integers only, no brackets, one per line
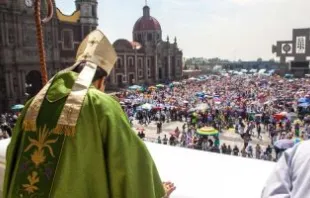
99,95,166,198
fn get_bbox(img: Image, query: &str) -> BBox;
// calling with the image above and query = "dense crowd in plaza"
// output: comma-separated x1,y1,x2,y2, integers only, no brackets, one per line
117,73,310,162
2,72,310,162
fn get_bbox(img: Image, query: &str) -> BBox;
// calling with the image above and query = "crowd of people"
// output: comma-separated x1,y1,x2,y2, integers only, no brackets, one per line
118,74,310,162
0,113,16,139
2,73,310,162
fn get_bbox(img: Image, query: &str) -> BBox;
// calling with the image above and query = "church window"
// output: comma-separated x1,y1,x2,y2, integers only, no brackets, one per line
147,33,152,41
147,69,151,77
7,28,14,45
62,30,73,50
138,58,143,69
138,34,142,42
23,25,36,47
128,57,134,68
46,32,52,48
92,5,97,17
0,28,2,46
106,76,111,83
117,57,123,68
147,59,151,68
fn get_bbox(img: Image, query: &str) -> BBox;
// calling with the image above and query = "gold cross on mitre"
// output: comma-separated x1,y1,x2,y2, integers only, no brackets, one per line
89,39,99,46
82,53,92,59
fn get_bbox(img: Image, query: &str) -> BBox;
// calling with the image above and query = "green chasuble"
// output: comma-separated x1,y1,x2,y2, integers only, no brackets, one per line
3,71,166,198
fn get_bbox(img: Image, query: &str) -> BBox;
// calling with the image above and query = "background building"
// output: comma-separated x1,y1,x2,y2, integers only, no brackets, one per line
0,0,98,112
272,28,310,77
108,5,183,89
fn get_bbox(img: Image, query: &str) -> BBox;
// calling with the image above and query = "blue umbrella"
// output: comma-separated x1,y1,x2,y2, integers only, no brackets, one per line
11,104,25,110
298,98,310,103
196,92,205,97
298,103,310,108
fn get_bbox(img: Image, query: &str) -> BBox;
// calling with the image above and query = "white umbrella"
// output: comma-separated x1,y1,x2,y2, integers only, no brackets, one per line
141,103,153,110
188,77,197,81
195,104,209,111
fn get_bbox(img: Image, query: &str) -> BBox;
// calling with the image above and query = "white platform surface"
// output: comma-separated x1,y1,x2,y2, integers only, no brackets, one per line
0,139,275,198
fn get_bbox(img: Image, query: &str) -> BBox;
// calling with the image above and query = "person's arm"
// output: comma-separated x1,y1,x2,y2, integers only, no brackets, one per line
99,95,166,198
261,147,296,198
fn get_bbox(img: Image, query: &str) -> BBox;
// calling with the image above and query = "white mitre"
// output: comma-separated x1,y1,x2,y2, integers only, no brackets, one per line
22,30,117,136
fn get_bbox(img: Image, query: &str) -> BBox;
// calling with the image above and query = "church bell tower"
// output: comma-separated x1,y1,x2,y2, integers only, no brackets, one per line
75,0,98,38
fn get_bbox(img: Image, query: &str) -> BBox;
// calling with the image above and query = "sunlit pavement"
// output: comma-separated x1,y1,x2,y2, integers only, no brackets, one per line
132,120,272,151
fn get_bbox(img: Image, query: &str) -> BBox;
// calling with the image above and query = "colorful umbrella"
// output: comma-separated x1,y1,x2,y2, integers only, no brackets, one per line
149,86,157,90
197,127,219,136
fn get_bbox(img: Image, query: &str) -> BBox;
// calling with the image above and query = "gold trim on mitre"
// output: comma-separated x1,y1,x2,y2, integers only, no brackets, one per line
76,30,117,75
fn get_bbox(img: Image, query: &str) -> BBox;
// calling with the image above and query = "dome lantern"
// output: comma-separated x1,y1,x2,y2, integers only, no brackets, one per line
143,5,150,17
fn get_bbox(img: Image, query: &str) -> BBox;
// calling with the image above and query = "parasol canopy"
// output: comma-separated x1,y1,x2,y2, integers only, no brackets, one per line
141,103,154,110
11,104,25,110
128,85,142,90
197,127,219,136
172,81,181,86
149,86,157,90
188,77,197,81
274,139,294,150
156,84,165,88
298,103,310,108
298,98,310,103
195,103,209,111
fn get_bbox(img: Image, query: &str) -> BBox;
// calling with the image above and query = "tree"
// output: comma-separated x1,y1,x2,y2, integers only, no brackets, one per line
257,58,263,62
194,64,199,70
183,64,188,70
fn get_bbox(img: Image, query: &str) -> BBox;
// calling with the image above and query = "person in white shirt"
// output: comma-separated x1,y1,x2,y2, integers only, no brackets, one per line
262,141,310,198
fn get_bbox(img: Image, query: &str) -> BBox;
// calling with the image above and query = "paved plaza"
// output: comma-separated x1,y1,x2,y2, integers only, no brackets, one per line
133,120,272,152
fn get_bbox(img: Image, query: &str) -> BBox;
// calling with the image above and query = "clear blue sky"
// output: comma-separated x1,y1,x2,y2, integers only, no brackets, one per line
55,0,310,61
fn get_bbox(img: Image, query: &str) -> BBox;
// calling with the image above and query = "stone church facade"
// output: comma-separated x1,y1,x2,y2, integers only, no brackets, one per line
109,5,183,88
0,0,98,112
0,1,183,112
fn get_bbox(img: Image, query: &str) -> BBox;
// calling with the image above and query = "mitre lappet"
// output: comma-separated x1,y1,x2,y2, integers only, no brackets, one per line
22,29,117,136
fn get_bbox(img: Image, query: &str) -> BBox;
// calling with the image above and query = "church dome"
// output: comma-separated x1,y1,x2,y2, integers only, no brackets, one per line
133,6,162,32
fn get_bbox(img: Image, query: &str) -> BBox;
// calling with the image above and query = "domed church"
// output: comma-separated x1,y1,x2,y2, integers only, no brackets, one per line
108,4,183,88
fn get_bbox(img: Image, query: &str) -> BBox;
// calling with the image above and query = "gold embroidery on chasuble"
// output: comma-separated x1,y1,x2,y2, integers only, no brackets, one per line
14,126,66,198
